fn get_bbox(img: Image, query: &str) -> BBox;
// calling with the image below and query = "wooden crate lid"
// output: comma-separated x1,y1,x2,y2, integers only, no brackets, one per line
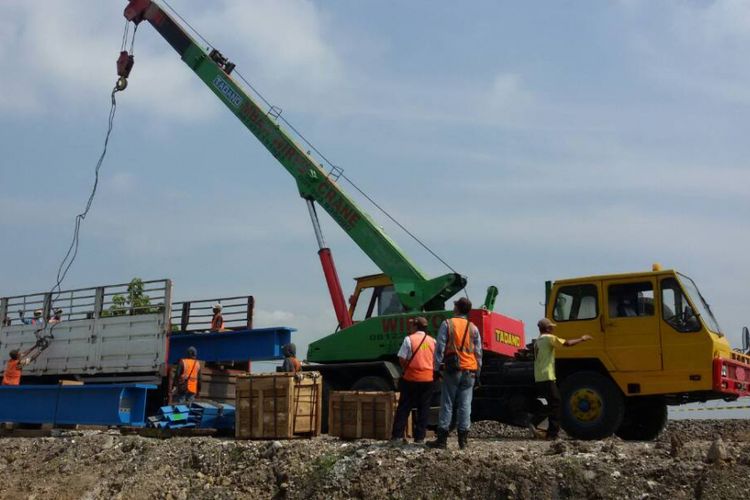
237,371,322,380
329,390,397,399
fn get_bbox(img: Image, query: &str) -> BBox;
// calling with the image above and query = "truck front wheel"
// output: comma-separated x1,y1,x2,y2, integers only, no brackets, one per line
559,371,624,440
615,397,667,441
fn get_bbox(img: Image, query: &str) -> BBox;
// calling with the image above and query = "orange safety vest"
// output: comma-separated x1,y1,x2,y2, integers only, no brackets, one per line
2,359,22,386
444,317,478,371
179,358,200,394
403,332,436,382
210,314,224,331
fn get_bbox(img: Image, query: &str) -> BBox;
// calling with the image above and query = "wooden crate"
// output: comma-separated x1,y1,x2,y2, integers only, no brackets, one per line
199,366,247,404
235,372,322,439
329,391,408,440
169,365,247,405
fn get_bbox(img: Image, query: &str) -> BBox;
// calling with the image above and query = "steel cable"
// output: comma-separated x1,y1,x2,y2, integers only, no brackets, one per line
38,23,137,347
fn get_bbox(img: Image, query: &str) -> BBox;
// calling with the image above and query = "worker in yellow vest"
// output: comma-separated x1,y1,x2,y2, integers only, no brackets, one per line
533,318,592,439
428,297,482,450
172,346,201,404
390,316,436,443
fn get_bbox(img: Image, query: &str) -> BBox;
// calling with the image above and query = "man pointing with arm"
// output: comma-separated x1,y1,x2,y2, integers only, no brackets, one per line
533,318,592,440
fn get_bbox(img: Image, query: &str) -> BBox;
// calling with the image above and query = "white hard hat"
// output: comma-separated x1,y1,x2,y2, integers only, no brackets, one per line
213,303,223,311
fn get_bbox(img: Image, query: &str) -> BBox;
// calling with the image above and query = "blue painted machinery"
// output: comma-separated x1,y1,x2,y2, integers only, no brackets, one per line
0,384,156,427
147,402,235,430
168,327,293,364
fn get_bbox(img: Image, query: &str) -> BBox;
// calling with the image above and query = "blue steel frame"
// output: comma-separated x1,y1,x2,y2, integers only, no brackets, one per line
0,384,156,426
168,327,293,364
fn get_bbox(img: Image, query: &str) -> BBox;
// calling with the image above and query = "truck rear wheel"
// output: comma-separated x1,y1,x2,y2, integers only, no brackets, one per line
615,397,667,441
559,371,624,440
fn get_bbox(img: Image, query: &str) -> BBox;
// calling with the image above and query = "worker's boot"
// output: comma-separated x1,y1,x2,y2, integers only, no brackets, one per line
426,428,448,449
458,430,469,450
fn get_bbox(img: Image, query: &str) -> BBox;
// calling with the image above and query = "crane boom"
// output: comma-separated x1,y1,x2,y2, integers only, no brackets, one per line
122,0,465,313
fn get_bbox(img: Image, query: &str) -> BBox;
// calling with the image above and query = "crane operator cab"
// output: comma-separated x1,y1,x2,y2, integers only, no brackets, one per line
348,274,404,322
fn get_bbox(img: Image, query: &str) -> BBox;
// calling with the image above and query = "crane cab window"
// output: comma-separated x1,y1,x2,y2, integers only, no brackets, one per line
661,277,701,333
378,286,403,316
608,282,654,318
351,288,376,322
351,285,403,321
553,284,598,321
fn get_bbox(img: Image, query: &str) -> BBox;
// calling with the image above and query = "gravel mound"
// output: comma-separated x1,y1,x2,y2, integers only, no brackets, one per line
1,420,749,499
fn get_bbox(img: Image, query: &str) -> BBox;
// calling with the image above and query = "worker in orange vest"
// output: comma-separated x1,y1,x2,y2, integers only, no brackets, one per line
427,297,482,450
390,316,436,443
172,346,201,404
2,349,33,386
210,304,225,332
281,343,302,373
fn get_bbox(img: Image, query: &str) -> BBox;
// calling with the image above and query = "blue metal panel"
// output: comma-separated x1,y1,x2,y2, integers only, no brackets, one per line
0,384,155,427
168,327,293,364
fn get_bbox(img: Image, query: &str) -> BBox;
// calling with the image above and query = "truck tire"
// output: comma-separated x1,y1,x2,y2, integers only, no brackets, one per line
615,397,667,441
559,371,624,440
351,375,393,392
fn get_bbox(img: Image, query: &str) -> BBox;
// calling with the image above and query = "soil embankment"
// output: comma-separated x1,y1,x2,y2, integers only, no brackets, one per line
1,420,748,499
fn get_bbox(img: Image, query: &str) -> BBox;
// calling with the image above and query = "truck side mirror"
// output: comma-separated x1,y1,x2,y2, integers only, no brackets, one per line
743,326,749,353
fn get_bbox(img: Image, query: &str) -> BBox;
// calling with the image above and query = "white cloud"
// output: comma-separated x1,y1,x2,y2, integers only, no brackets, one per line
109,172,136,194
0,0,342,120
254,308,295,325
201,0,341,92
486,73,534,117
624,1,750,106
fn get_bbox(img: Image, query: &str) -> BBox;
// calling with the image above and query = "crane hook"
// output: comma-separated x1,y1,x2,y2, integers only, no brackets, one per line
116,50,134,92
116,77,128,92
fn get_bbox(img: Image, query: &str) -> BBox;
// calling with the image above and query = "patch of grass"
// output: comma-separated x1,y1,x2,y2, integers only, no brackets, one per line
228,446,246,462
310,453,340,481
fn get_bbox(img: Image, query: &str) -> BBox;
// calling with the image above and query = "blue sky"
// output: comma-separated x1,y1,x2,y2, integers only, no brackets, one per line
1,0,749,364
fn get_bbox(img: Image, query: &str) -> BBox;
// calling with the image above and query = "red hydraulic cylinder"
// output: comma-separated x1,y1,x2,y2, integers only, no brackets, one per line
318,248,353,329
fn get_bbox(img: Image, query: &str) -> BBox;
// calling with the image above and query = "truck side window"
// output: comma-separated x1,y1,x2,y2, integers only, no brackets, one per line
608,282,654,318
661,278,701,333
553,285,598,321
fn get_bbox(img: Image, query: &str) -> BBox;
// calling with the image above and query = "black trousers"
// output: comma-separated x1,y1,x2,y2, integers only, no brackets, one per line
536,380,561,437
391,380,433,440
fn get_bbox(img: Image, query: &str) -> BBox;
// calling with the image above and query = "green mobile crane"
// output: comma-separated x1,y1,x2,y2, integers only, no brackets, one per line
119,0,526,406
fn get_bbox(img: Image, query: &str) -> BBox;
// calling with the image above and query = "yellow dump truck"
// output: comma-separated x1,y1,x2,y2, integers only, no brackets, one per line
548,265,750,440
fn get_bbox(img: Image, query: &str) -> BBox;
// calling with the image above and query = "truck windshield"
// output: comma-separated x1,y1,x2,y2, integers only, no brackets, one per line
677,273,723,335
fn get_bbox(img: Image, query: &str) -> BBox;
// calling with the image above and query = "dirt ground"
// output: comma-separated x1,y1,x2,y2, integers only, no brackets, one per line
1,420,749,500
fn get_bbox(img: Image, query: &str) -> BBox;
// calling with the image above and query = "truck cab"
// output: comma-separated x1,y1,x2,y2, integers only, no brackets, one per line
546,266,750,439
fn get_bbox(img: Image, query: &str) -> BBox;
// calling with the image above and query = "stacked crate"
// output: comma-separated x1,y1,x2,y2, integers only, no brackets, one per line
235,372,322,439
169,365,246,405
328,391,408,440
